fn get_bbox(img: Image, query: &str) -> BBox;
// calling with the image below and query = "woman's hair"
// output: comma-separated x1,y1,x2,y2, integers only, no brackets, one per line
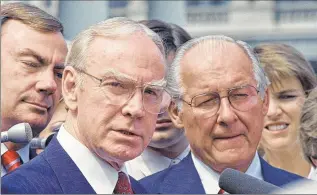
253,43,317,92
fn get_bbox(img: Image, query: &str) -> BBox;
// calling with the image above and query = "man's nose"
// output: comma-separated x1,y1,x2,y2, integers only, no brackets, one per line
121,89,145,118
216,97,237,126
35,69,58,95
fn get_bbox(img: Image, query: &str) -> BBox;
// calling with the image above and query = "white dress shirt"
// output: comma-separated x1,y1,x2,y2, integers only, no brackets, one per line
126,146,190,180
308,166,317,181
192,152,263,194
1,143,30,177
57,125,129,194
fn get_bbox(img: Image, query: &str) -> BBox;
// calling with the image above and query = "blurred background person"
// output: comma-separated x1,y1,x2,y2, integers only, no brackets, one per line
1,2,68,177
126,19,192,180
300,87,317,180
254,43,317,178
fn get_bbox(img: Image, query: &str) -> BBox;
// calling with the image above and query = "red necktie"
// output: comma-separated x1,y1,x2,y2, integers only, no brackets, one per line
218,188,225,194
1,150,22,172
113,172,134,194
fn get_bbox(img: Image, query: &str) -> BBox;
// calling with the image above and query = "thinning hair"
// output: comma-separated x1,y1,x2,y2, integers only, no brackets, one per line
1,2,63,34
139,19,191,57
167,35,270,109
253,43,317,93
300,87,317,166
65,17,166,86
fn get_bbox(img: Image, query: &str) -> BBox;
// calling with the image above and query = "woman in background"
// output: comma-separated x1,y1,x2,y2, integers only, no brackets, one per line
300,87,317,180
253,43,317,178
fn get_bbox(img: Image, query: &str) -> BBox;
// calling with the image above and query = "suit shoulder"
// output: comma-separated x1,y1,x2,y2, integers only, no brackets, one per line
139,167,174,192
261,157,305,186
1,155,62,194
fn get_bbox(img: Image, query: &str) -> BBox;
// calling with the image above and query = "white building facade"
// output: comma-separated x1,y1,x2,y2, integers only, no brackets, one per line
3,0,316,69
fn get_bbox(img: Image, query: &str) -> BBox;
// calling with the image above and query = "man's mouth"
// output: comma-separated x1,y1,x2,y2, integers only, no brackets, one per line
156,119,173,130
23,100,51,110
265,123,289,131
215,134,242,140
117,130,136,136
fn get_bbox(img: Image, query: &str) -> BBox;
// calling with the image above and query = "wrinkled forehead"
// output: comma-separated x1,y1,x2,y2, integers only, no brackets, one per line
85,36,166,84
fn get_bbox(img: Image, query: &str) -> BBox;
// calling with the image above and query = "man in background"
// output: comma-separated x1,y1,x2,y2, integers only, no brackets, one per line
2,17,169,194
126,19,191,179
1,2,68,176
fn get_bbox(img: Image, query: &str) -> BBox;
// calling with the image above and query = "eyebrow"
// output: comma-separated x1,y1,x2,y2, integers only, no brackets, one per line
149,78,167,87
16,48,65,69
276,89,302,95
101,69,166,87
101,69,137,83
16,48,48,65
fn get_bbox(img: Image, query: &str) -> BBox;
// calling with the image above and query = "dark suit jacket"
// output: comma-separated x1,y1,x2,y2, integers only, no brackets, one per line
1,137,147,194
140,153,305,194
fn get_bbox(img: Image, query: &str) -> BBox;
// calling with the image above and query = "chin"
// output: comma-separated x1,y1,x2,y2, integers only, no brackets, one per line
148,139,175,149
116,147,143,161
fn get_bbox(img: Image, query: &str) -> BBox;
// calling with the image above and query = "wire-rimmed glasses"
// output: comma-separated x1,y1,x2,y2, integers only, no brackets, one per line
75,68,171,114
181,85,260,118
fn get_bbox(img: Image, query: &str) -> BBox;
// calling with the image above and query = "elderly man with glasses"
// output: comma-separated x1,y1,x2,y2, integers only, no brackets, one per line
139,35,305,194
2,17,170,194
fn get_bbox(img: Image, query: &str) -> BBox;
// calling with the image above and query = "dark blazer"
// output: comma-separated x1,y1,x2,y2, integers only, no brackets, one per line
140,153,305,194
1,137,147,194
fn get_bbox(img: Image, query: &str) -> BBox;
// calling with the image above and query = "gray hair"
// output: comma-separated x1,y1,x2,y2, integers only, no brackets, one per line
65,17,166,85
300,87,317,166
167,35,270,109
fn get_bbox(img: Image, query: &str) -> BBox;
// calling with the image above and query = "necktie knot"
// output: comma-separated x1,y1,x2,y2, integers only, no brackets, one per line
113,171,134,194
218,188,225,194
1,150,22,172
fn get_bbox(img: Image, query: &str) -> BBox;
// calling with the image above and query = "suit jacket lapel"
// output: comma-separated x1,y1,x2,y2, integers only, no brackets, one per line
130,176,147,194
43,136,96,194
160,153,205,194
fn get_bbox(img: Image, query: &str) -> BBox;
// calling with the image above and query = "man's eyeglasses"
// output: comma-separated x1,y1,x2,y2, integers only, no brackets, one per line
75,68,171,114
180,85,260,117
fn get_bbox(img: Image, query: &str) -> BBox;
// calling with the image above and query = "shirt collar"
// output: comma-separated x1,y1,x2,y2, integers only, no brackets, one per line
308,166,317,180
169,145,191,167
57,125,127,194
192,152,263,194
176,145,191,160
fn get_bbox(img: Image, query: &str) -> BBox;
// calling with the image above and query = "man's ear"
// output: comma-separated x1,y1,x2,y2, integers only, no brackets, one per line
168,101,184,129
62,66,78,111
262,88,269,116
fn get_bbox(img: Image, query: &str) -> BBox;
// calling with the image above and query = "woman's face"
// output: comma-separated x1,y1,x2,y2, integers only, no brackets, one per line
261,76,306,151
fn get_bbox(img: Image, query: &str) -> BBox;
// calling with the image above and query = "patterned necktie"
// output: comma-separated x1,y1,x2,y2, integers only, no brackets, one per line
113,171,134,194
218,188,225,194
1,150,22,172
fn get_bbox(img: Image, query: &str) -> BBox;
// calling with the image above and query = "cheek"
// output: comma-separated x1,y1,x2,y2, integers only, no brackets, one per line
140,114,157,139
183,113,215,143
245,113,264,143
290,102,304,121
